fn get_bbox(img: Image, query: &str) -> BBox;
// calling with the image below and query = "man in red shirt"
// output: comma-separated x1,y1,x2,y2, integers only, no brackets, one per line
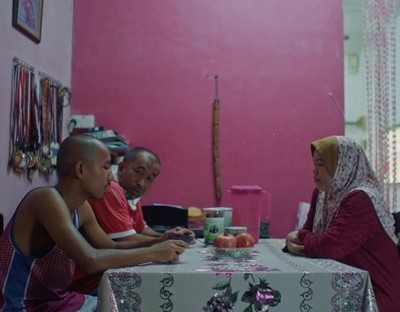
92,147,166,241
73,147,194,294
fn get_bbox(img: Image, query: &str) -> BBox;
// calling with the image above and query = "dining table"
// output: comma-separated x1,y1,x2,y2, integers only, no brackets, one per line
96,238,378,312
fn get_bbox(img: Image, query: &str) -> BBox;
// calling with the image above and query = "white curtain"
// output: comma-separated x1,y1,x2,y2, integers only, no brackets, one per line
362,0,398,211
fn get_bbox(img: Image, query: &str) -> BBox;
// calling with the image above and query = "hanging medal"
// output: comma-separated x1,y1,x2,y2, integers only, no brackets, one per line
10,58,66,179
27,75,41,180
48,83,58,168
39,77,51,173
10,63,22,170
10,64,30,173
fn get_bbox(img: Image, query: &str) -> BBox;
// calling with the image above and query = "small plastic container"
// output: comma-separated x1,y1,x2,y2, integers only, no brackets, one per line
220,207,233,228
203,207,225,244
225,226,247,236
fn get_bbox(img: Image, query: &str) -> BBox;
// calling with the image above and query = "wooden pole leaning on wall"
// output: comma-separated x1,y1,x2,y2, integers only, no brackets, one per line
213,75,221,202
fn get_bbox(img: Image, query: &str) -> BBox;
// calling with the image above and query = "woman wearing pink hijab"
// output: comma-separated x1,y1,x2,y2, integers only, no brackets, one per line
286,136,400,312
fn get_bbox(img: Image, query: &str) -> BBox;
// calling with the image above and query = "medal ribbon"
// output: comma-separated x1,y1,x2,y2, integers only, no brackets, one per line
10,58,65,175
10,59,35,170
40,78,50,153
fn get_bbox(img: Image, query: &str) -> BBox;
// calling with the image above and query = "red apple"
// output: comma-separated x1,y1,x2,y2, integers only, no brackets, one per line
213,233,237,248
235,232,255,248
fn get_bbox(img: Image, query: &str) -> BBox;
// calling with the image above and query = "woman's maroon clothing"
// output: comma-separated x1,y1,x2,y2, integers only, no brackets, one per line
299,189,400,312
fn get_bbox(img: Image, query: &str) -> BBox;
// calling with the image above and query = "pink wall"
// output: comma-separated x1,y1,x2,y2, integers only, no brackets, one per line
72,0,344,238
0,0,74,226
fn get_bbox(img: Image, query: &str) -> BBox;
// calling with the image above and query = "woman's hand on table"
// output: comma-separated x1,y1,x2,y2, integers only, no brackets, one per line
285,230,306,256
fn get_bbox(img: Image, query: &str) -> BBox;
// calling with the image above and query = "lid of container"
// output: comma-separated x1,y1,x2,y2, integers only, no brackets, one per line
229,185,262,194
203,207,228,211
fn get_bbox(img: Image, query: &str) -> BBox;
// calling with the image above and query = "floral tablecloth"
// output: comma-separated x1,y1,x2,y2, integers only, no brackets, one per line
96,239,377,312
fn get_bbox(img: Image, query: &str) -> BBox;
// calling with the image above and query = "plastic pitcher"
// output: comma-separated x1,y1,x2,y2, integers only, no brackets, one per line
229,185,271,243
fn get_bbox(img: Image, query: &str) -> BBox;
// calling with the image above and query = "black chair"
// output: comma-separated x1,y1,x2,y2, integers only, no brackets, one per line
142,204,188,233
0,213,3,236
393,212,400,256
393,212,400,236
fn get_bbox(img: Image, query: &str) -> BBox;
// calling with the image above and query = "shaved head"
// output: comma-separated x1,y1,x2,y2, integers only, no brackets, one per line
124,147,160,168
56,135,108,179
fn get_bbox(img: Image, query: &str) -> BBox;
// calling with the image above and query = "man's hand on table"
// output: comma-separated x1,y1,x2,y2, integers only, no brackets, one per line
162,227,196,245
285,230,306,256
150,240,188,263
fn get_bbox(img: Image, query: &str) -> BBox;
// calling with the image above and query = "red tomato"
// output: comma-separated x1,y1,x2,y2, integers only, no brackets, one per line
235,232,255,248
213,233,237,248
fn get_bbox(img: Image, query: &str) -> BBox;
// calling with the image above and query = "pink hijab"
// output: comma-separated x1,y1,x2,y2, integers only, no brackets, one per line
311,136,398,244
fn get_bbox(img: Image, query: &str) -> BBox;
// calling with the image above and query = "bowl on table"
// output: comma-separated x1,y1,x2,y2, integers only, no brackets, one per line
210,246,254,259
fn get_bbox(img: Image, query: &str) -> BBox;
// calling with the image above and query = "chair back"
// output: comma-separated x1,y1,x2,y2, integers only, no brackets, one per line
142,205,188,232
0,213,3,236
393,212,400,237
393,212,400,256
